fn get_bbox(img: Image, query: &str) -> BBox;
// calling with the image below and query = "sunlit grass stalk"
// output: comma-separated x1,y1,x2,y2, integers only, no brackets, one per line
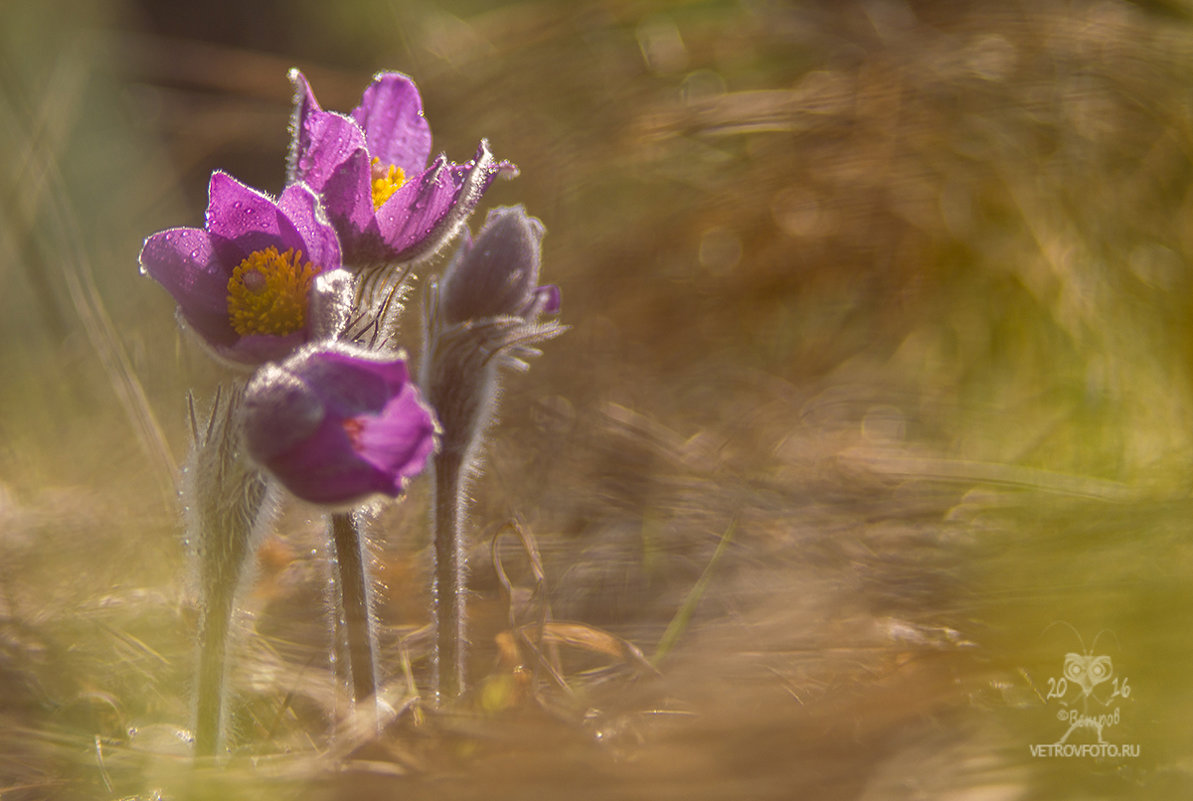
329,511,379,719
652,522,736,666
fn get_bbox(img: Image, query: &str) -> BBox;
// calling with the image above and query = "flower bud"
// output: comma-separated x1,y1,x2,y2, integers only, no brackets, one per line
438,205,554,324
242,342,439,506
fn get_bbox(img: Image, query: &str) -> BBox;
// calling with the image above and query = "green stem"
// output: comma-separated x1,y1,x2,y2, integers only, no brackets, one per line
431,448,466,703
186,386,270,757
330,512,378,710
193,592,234,757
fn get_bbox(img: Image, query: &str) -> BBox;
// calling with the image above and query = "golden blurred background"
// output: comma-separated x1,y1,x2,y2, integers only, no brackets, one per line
3,0,1193,798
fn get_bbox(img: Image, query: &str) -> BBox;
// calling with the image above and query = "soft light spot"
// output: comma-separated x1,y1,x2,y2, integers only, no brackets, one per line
371,157,406,210
226,247,318,336
479,673,519,714
637,15,687,73
698,226,741,274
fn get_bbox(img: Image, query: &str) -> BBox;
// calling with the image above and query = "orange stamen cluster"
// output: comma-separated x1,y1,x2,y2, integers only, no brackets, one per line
370,157,406,210
226,247,318,336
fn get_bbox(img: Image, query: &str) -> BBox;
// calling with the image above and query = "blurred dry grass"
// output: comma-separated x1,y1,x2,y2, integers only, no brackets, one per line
3,0,1193,798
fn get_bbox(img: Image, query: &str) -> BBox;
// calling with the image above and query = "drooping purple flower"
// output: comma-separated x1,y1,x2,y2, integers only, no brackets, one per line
287,69,517,267
241,342,439,506
139,172,344,366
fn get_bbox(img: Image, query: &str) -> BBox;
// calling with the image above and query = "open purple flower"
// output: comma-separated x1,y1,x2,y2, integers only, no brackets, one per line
241,342,439,506
287,69,516,267
139,172,343,366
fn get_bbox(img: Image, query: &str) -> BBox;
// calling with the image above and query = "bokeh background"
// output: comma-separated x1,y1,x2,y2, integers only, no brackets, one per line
3,0,1193,798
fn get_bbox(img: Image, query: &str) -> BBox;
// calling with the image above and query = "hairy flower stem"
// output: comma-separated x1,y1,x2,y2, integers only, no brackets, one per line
431,447,467,702
329,512,378,714
194,593,234,756
186,387,272,758
421,207,562,704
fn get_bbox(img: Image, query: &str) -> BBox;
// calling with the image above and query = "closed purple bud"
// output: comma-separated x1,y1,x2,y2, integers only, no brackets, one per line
242,342,439,506
418,204,563,701
439,205,549,324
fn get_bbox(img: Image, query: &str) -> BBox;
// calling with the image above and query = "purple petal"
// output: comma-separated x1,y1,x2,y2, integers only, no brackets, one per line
243,361,392,504
533,285,561,316
242,363,327,456
276,183,342,271
286,69,324,185
351,73,433,176
242,346,437,505
298,347,412,417
214,331,310,367
350,383,438,491
375,156,455,254
376,140,516,264
259,412,396,505
292,108,368,195
321,148,379,256
139,227,237,347
205,172,305,266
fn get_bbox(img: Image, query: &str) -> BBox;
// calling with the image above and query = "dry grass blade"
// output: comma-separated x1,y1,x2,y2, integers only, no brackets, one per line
652,522,735,666
491,521,570,695
518,622,659,678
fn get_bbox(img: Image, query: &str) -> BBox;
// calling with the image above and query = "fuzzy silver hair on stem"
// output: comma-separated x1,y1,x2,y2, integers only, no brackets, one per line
241,341,438,731
343,262,418,352
420,206,564,703
183,385,279,757
328,510,380,726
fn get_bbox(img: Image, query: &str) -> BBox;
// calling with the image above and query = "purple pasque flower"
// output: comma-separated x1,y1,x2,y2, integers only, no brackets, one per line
140,172,344,367
438,205,560,327
287,69,516,267
419,205,561,701
421,204,564,454
241,341,439,506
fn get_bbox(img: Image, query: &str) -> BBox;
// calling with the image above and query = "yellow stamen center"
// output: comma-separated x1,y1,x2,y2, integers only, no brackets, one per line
226,247,318,337
370,157,406,210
